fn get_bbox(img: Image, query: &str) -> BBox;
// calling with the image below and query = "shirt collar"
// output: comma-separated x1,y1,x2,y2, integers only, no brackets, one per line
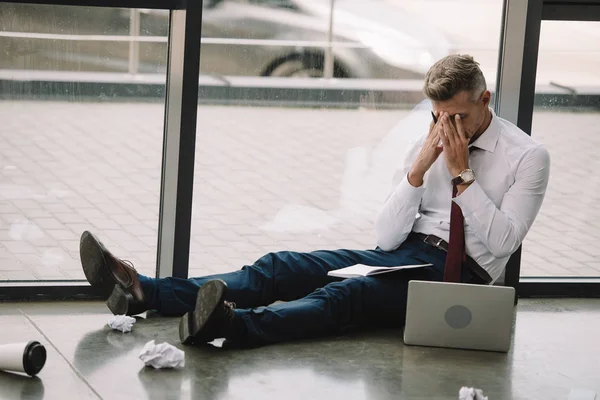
469,108,500,153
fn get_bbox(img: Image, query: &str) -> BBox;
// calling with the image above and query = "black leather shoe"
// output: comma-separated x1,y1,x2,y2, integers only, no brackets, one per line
79,230,148,316
179,280,239,345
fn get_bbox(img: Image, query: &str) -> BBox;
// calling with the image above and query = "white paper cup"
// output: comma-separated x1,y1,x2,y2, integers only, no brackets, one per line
0,341,46,376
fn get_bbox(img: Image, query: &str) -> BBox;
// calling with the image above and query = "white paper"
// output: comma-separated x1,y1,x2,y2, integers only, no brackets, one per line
327,263,431,279
459,387,488,400
139,340,185,369
108,315,136,333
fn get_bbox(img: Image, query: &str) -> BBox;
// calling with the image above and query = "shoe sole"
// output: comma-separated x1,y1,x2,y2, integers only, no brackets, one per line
179,280,227,345
79,231,117,298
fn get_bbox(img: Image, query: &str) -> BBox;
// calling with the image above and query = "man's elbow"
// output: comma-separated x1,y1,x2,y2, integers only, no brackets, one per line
376,241,396,252
488,240,520,259
375,232,404,252
490,247,514,259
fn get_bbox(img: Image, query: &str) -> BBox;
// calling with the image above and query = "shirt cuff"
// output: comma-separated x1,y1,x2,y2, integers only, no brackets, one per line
453,180,489,218
396,172,427,201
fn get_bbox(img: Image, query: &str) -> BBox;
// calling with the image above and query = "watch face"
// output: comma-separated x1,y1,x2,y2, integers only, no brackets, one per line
462,170,475,182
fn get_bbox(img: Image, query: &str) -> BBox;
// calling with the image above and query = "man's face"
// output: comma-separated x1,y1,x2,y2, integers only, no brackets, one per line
432,90,491,139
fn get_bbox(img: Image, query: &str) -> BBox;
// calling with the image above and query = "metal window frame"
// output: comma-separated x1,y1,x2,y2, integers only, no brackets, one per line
2,0,185,7
156,5,202,280
496,0,600,298
0,0,201,300
543,0,600,20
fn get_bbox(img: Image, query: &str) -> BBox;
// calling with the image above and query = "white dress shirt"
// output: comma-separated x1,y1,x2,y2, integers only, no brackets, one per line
374,108,551,283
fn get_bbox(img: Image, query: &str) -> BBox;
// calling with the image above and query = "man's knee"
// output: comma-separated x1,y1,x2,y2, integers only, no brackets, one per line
245,251,295,278
256,250,307,269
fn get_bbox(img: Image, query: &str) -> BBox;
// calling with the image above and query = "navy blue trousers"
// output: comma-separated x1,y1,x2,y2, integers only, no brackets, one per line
138,234,480,346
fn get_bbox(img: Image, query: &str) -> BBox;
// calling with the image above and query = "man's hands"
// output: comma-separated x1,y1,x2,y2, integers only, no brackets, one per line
439,113,470,178
408,111,470,188
408,111,443,187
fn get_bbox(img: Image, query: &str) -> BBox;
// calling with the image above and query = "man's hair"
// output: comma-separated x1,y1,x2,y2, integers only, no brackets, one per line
423,54,487,102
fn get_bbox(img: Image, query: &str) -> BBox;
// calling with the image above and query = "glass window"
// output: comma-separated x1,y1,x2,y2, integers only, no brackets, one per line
0,4,168,281
0,4,167,73
1,1,504,81
521,20,600,278
198,0,503,81
187,0,505,277
0,0,505,281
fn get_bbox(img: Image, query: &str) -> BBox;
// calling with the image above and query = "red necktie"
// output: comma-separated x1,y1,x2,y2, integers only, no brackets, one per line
443,183,466,283
444,146,478,282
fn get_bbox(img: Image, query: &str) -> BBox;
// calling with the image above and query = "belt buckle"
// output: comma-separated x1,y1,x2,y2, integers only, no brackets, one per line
423,235,444,250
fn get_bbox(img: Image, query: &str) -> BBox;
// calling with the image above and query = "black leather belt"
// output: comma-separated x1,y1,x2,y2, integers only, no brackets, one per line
410,232,492,284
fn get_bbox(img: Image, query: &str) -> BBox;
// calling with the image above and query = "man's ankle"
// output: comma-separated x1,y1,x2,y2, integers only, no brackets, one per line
137,274,159,310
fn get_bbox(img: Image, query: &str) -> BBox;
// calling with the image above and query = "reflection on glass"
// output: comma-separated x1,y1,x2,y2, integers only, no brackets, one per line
0,4,166,280
199,0,502,80
189,105,413,276
521,21,600,278
198,0,450,79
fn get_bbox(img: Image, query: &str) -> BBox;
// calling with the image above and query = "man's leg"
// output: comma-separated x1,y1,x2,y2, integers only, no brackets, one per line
183,269,427,347
143,247,417,316
237,273,418,346
79,229,411,317
178,239,439,346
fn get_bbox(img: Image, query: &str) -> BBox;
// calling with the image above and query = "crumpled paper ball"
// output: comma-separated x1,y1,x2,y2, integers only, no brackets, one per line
139,340,185,369
459,387,488,400
108,315,136,333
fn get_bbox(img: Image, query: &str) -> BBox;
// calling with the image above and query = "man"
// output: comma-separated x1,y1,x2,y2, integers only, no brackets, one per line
79,54,550,348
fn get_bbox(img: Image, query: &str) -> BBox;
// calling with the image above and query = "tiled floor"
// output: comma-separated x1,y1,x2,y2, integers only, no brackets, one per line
0,299,599,400
1,102,600,280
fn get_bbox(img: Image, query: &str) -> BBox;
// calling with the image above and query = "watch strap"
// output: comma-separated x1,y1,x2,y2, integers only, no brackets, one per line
451,175,464,186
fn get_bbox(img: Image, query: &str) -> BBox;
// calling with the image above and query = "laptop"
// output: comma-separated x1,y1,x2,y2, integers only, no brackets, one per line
403,280,516,352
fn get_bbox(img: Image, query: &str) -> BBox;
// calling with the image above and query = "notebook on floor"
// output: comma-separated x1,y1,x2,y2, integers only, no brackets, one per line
327,264,431,279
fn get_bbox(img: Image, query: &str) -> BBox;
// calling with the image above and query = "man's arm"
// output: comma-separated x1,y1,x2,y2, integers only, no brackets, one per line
374,128,435,251
375,113,444,251
374,165,426,251
453,145,551,258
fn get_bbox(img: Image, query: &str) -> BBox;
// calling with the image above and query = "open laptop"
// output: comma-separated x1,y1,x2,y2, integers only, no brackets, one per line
403,280,516,352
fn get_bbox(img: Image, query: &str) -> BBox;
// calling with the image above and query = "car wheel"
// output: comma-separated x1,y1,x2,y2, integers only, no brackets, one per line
269,59,324,78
